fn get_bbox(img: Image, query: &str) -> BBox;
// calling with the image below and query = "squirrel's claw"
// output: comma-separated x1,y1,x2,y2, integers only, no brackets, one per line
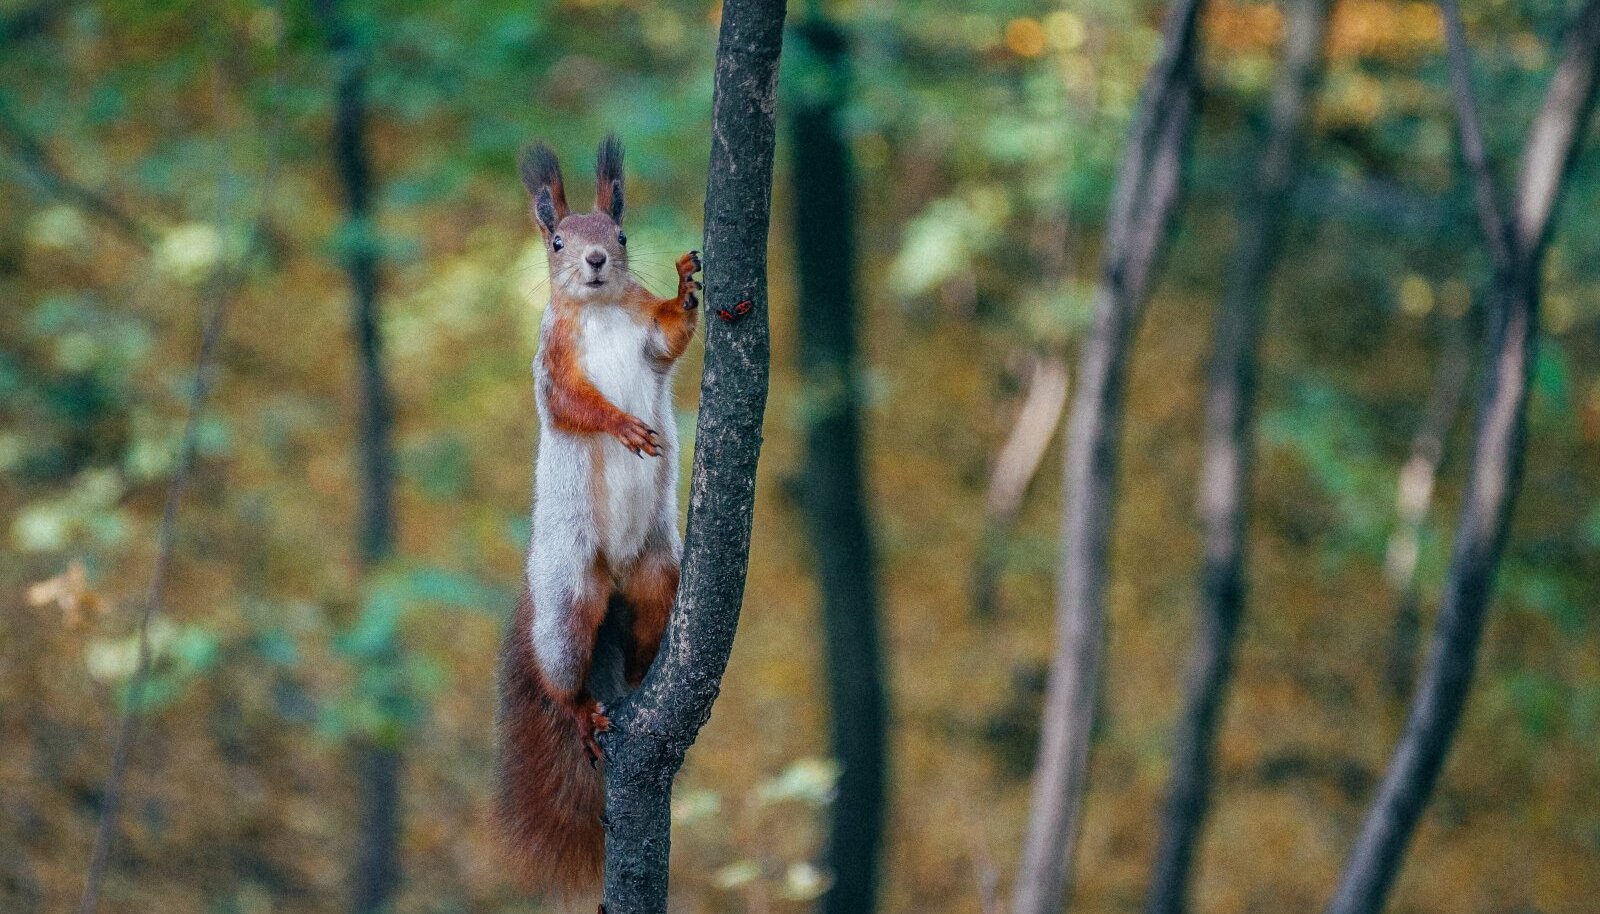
678,251,703,310
614,416,661,457
579,702,612,766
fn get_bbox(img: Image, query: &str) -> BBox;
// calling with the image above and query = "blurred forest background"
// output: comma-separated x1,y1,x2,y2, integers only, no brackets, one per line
2,0,1598,912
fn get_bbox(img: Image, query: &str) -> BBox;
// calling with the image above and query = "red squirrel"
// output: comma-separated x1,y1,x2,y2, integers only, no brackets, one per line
496,135,701,896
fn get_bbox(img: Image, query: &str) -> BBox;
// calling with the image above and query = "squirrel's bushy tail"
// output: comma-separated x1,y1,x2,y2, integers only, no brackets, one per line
496,590,604,897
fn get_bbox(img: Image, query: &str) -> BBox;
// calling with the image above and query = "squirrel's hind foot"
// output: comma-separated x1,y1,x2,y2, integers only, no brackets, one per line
576,700,611,766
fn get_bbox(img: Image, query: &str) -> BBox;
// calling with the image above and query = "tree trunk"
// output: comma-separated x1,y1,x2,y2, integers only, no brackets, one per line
788,18,890,914
597,1,787,911
314,2,403,911
1325,2,1600,912
1143,3,1330,913
1011,2,1207,912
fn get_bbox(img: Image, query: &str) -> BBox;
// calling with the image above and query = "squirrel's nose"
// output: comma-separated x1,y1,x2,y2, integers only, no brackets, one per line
585,249,607,269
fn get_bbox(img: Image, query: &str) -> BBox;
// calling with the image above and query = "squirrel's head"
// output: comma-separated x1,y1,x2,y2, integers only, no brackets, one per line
519,135,629,302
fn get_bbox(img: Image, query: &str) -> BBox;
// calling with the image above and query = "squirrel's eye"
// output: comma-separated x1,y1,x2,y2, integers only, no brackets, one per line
551,236,564,251
618,232,627,246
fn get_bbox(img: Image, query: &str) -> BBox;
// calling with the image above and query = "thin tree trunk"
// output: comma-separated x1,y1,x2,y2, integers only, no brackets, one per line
314,2,403,911
788,18,889,914
597,1,787,911
1144,3,1330,912
1011,2,1207,912
1325,2,1600,911
972,352,1070,618
1382,326,1471,700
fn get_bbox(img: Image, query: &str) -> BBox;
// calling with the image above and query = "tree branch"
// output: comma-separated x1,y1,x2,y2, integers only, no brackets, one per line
1512,0,1600,261
971,351,1070,618
1438,0,1514,269
789,18,890,914
1324,3,1600,911
0,95,154,248
309,2,405,911
1382,322,1472,700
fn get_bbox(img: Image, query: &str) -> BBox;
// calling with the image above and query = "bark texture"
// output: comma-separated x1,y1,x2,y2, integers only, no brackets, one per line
1011,2,1207,912
789,19,889,914
597,1,787,911
1325,2,1600,912
1143,3,1330,912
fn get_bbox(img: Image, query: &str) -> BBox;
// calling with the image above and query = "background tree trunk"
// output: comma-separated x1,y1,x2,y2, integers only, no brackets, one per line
314,2,403,911
1011,2,1207,912
597,0,788,911
1143,3,1330,912
788,18,889,914
1325,2,1600,911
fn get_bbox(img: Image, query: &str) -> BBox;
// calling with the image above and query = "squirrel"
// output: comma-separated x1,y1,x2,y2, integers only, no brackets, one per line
495,134,702,897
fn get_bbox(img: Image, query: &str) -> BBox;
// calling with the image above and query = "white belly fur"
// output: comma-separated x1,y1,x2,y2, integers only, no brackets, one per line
578,305,662,567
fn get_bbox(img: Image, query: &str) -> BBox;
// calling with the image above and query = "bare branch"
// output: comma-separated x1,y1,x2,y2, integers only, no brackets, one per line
0,96,154,248
1513,0,1600,260
1144,2,1331,911
789,19,889,914
1438,0,1514,269
1383,324,1472,699
1324,3,1600,911
972,352,1070,617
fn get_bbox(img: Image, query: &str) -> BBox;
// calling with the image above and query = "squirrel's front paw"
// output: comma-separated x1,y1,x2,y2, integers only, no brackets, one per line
678,249,702,278
677,251,702,310
612,415,661,457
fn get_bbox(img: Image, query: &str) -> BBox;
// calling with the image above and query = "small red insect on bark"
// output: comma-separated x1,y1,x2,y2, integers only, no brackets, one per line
716,299,754,322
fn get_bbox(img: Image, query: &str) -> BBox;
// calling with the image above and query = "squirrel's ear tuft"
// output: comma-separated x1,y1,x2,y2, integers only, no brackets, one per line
595,133,624,223
519,142,569,234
